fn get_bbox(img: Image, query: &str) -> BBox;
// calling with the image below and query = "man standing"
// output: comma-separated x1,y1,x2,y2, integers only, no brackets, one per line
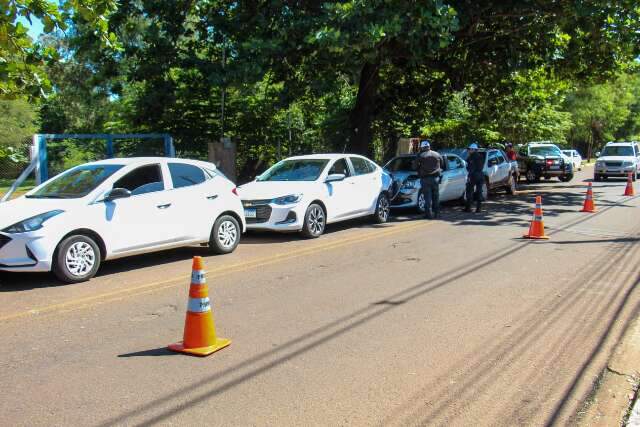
505,142,517,161
416,140,444,219
465,142,485,213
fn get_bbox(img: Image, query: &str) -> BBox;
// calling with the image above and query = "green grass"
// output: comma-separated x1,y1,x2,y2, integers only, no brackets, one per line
0,178,35,199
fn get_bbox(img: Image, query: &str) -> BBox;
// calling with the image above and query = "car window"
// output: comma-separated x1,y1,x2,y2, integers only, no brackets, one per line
495,154,505,164
446,156,463,170
328,158,351,177
113,164,164,196
365,159,378,173
385,157,417,172
169,163,206,189
257,159,330,182
350,157,373,175
27,164,124,199
601,146,634,157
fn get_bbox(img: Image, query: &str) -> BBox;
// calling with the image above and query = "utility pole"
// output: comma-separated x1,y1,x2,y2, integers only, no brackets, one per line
288,110,292,156
220,34,226,142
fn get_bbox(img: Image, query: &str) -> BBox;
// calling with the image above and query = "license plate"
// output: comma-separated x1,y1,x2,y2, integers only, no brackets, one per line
549,165,559,170
244,208,257,219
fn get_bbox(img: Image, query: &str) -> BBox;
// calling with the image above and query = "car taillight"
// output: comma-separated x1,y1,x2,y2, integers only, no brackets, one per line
232,187,239,196
546,159,553,166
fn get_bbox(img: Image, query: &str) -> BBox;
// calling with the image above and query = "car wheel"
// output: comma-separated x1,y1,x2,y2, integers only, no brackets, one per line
209,215,240,254
53,235,101,283
505,174,517,195
594,174,601,182
301,203,326,238
481,180,489,201
416,191,426,214
559,174,573,182
373,193,391,224
525,169,538,183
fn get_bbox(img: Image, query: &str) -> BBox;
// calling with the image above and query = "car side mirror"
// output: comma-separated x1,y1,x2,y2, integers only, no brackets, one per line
105,188,132,201
595,152,601,157
325,173,346,183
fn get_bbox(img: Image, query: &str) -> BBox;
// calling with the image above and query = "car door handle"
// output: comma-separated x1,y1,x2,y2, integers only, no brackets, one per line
157,203,172,209
207,195,218,200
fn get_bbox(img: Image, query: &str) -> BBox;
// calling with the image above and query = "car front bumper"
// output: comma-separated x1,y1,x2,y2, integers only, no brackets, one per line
390,188,419,209
0,232,53,272
243,202,306,232
595,165,636,177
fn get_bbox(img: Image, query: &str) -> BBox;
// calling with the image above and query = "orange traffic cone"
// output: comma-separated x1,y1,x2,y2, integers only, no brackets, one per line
623,172,635,196
580,182,597,213
523,196,549,240
168,256,231,356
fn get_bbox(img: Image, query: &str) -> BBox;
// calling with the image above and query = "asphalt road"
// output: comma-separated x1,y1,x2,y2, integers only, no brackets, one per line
1,165,639,426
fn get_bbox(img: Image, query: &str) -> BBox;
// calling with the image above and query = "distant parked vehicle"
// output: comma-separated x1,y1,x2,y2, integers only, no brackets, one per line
0,158,245,283
238,154,394,238
562,149,583,171
384,153,468,213
594,141,640,181
517,142,573,183
442,148,519,200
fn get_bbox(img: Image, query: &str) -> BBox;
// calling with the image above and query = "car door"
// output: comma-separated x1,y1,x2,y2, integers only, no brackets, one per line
442,155,466,201
495,152,510,183
349,156,380,214
323,158,357,221
166,162,219,241
101,163,177,254
486,151,500,186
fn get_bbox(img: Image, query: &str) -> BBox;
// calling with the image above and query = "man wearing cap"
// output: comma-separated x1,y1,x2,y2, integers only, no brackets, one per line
416,140,444,219
465,142,484,213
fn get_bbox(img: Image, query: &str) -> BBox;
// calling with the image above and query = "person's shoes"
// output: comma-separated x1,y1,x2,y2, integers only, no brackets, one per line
425,213,433,220
475,207,481,213
463,207,472,213
433,211,440,219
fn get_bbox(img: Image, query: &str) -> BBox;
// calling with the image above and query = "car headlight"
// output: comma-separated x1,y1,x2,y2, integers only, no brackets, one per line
401,179,418,190
272,194,303,205
623,160,634,167
596,161,605,166
1,210,64,234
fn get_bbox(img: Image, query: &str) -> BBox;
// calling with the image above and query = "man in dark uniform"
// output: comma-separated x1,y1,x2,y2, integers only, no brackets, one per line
416,140,444,219
465,142,485,213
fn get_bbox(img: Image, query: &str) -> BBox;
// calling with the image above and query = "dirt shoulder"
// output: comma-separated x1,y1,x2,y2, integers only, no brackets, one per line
577,315,640,426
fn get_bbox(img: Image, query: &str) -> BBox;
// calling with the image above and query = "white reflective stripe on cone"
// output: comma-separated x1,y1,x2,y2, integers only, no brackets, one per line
534,215,543,221
188,297,211,313
191,270,206,285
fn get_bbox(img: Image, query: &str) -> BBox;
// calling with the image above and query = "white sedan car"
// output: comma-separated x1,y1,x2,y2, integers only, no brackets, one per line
562,149,583,171
238,154,393,238
0,157,245,283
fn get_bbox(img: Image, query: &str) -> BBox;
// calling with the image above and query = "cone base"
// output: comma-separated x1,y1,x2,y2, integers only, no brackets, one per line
523,234,549,240
580,208,596,213
168,338,231,357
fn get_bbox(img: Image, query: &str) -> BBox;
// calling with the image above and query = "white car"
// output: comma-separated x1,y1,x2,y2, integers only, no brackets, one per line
0,157,245,283
238,154,393,238
594,141,640,181
562,149,583,171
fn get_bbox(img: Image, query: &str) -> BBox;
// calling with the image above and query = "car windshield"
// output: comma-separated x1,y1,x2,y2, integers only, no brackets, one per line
27,164,124,199
601,146,634,157
385,157,417,172
529,146,561,156
257,159,330,182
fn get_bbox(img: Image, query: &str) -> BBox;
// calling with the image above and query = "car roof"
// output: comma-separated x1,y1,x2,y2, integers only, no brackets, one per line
82,157,217,169
605,142,634,146
284,153,371,161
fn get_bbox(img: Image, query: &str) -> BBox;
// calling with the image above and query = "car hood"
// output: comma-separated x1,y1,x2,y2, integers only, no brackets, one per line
0,197,80,229
385,170,419,185
237,181,316,200
597,156,635,162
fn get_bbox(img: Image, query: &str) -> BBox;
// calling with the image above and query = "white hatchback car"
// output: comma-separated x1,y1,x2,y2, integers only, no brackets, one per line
561,149,583,171
238,154,393,237
0,157,245,282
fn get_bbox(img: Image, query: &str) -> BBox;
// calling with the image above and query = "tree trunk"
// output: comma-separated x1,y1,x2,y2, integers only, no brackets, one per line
349,62,380,157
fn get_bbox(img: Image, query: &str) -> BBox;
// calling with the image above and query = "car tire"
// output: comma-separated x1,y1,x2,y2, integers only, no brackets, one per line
559,174,573,182
301,203,326,238
373,193,391,224
209,215,240,254
53,234,101,283
505,174,517,195
525,169,539,183
594,174,601,182
416,191,426,214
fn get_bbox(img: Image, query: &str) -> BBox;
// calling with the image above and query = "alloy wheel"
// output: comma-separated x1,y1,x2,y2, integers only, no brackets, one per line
417,192,426,213
217,220,238,249
65,241,96,277
378,195,390,222
308,206,325,235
